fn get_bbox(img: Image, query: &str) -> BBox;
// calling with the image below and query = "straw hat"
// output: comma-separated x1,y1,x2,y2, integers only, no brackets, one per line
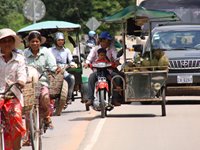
26,31,46,44
0,28,22,47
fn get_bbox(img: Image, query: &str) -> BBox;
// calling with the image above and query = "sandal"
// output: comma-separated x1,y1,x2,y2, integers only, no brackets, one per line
22,139,31,146
44,117,54,129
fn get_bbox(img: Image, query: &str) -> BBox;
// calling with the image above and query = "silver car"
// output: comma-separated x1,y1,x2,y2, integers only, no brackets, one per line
144,24,200,95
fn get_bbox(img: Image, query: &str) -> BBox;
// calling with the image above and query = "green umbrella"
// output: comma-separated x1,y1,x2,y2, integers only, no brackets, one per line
17,20,81,39
103,5,180,23
18,20,80,34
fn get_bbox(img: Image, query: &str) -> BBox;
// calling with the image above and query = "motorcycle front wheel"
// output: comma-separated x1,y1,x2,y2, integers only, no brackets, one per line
99,89,107,118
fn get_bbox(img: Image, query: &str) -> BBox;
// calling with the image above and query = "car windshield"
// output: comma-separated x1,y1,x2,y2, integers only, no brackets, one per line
152,30,200,50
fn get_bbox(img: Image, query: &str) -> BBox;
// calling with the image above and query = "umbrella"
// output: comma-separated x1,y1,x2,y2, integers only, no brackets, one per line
102,5,180,63
17,20,81,37
102,5,180,23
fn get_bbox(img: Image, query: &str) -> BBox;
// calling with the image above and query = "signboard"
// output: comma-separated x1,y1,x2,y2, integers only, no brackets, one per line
23,0,46,23
86,17,101,31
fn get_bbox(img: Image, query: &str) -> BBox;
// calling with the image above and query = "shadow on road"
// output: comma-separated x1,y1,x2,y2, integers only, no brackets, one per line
106,113,157,118
166,100,200,105
62,110,86,114
137,100,200,105
69,115,100,121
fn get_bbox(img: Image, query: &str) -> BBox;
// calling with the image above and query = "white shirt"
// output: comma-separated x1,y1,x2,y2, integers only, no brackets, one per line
50,46,76,68
0,51,27,106
85,45,119,64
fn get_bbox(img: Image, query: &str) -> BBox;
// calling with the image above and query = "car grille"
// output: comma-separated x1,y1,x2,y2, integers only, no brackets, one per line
169,59,200,70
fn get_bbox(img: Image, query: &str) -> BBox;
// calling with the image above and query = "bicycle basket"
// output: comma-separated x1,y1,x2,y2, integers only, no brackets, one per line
22,81,36,113
49,72,64,99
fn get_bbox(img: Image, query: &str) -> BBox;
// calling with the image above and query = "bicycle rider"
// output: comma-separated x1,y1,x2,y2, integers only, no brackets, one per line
0,28,27,150
24,31,59,130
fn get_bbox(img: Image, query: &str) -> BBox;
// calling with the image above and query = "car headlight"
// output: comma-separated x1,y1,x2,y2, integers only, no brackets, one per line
154,83,161,91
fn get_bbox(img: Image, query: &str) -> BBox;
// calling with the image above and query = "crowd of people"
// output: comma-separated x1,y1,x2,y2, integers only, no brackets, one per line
0,27,124,149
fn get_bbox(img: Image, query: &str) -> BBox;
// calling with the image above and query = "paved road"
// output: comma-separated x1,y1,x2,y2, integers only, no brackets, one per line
79,98,200,150
21,96,200,150
21,49,200,150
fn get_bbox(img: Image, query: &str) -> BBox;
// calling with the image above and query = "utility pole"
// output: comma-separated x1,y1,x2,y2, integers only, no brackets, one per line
33,0,36,23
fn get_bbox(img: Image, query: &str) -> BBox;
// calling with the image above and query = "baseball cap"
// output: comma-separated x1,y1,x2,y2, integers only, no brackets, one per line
99,31,112,40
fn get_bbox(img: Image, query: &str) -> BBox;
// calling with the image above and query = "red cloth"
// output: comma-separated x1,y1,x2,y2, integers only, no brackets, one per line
3,98,26,150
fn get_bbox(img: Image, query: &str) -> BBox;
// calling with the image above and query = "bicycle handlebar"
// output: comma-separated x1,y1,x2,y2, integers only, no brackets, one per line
38,67,57,80
0,83,22,97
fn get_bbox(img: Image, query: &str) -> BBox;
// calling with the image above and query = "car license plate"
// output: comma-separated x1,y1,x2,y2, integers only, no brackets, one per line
177,75,193,83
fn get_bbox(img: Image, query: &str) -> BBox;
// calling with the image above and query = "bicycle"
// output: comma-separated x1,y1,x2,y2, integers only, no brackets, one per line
0,83,23,150
23,65,59,150
23,65,42,150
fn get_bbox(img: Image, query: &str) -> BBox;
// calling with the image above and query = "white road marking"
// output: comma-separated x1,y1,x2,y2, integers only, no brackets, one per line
83,117,107,150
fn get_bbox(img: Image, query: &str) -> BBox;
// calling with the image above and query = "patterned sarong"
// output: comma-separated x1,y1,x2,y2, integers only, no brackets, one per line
3,98,26,150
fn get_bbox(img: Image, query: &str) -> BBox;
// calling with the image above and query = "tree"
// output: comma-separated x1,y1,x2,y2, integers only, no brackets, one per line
0,0,133,33
42,0,133,33
0,0,27,31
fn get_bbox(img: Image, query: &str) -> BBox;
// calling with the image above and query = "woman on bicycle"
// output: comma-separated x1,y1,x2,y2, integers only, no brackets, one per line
0,28,27,150
24,31,59,130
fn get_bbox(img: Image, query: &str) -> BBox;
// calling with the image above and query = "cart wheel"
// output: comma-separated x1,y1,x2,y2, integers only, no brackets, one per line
99,89,107,118
161,86,166,116
81,83,90,111
30,107,42,150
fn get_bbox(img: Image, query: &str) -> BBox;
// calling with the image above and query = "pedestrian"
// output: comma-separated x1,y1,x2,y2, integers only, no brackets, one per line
0,28,27,150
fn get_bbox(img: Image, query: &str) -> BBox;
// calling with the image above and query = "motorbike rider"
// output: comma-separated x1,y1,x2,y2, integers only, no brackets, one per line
84,31,122,106
91,48,120,89
86,30,97,46
49,32,76,115
84,31,97,57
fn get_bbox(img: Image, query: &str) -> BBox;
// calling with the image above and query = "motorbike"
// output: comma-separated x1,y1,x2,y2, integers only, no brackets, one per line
91,62,114,118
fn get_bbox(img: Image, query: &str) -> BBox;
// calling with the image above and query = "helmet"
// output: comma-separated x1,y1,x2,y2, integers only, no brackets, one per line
88,31,96,37
99,31,112,40
54,32,65,41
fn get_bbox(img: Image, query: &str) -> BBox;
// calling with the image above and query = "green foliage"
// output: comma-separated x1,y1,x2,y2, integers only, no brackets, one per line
0,0,26,31
3,13,26,31
0,0,133,34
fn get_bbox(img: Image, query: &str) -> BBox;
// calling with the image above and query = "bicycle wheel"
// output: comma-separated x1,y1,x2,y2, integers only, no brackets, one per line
99,89,106,118
0,126,5,150
30,106,42,150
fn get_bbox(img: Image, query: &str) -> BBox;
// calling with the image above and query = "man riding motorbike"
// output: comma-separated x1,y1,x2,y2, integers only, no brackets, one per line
49,32,76,116
84,31,123,106
84,31,97,57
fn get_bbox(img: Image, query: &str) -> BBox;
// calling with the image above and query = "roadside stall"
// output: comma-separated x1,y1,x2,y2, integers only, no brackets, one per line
102,5,180,116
